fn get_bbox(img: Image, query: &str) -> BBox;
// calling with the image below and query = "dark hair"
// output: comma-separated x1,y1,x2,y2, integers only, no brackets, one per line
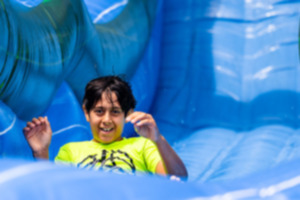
83,76,136,115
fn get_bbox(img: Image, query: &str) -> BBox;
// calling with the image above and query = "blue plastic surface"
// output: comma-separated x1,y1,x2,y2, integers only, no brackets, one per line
0,0,300,199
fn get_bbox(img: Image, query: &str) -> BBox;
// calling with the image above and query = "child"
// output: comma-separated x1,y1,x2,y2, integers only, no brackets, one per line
23,76,188,178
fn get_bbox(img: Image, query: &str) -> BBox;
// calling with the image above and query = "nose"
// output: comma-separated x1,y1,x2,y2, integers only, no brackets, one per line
102,112,112,124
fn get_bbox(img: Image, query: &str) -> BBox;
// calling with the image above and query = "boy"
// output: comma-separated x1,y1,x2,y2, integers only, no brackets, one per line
23,76,188,178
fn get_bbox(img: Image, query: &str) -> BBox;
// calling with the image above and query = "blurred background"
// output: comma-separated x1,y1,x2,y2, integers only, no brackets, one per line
0,0,300,199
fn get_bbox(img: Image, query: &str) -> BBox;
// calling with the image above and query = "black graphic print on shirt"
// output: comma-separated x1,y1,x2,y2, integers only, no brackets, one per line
77,149,136,174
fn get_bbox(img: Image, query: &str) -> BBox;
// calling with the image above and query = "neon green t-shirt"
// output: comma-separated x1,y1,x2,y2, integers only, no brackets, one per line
55,137,162,175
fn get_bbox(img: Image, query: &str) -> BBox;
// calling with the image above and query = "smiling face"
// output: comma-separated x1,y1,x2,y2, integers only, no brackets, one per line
83,91,127,144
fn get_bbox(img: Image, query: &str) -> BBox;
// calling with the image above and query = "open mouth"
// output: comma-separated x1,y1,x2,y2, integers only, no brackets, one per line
100,127,113,132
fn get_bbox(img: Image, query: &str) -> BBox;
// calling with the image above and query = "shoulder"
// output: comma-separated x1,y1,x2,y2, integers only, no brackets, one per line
123,136,149,145
122,137,156,150
56,141,94,161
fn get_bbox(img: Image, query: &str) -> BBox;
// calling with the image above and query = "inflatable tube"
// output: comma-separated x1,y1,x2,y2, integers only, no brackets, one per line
1,158,300,199
0,0,161,154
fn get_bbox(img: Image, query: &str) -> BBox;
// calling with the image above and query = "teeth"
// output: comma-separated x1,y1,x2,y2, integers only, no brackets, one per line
102,128,113,132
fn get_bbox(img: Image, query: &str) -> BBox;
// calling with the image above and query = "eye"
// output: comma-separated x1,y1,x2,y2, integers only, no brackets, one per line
94,109,104,115
111,109,122,115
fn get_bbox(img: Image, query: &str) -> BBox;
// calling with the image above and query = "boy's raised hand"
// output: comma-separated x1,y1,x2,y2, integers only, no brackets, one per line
125,112,161,142
23,116,52,159
126,111,188,178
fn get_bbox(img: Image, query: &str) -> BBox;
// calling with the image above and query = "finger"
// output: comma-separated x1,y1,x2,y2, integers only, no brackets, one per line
127,113,150,124
23,127,35,139
125,111,145,121
38,116,45,123
32,117,42,126
26,121,36,129
44,116,51,131
125,112,136,122
44,116,50,125
39,116,49,126
134,118,154,127
23,127,31,134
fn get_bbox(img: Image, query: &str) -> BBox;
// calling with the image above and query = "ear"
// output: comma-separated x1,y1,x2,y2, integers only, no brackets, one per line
82,105,90,122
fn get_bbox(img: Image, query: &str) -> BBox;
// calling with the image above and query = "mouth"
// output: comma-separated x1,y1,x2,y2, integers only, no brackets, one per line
100,127,114,133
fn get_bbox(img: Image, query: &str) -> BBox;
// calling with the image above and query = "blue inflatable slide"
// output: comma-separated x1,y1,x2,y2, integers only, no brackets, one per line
0,0,300,199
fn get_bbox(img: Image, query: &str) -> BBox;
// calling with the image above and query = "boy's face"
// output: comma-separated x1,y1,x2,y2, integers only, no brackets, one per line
83,91,127,144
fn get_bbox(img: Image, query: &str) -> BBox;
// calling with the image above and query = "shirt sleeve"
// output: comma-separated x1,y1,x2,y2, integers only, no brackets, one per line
143,139,163,173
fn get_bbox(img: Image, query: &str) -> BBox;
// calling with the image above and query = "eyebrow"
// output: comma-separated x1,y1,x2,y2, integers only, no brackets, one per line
93,106,122,110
